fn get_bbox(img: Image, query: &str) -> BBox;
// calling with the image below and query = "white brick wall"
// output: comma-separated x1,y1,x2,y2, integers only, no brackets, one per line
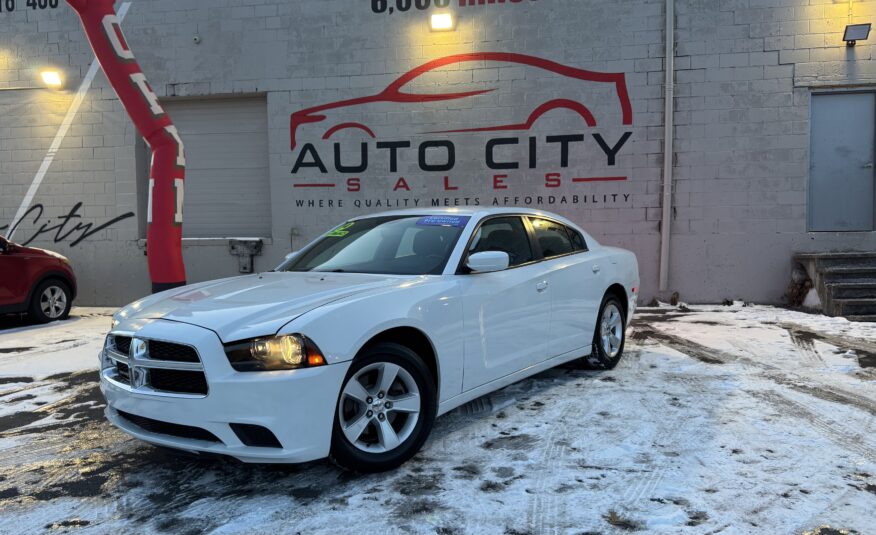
1,0,875,305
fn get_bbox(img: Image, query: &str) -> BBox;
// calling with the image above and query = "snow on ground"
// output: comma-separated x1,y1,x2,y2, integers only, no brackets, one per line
0,306,874,535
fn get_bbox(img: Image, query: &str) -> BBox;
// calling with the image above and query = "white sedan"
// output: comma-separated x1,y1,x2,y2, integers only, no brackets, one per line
101,208,639,472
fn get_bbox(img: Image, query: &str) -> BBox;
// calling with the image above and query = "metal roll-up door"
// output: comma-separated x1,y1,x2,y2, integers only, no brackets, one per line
161,97,271,238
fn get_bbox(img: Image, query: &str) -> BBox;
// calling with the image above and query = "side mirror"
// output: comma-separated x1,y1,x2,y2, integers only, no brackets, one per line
466,251,510,273
0,237,8,254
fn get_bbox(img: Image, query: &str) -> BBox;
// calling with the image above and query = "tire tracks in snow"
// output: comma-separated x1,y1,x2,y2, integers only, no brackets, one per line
526,388,576,535
634,324,876,419
618,357,707,508
746,390,876,462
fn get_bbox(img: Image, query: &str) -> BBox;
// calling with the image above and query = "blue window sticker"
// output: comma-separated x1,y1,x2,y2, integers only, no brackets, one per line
417,215,471,228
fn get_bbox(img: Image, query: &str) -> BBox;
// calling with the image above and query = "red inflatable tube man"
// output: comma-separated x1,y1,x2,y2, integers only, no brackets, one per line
67,0,186,293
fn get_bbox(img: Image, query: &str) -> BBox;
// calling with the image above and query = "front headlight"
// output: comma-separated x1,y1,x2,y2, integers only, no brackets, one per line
224,334,326,372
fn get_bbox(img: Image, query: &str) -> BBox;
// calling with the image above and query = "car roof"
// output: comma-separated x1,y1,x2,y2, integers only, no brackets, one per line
351,206,555,219
349,207,592,237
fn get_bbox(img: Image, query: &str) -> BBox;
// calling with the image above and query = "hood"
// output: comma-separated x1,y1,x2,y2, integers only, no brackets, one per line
14,244,68,261
115,271,415,342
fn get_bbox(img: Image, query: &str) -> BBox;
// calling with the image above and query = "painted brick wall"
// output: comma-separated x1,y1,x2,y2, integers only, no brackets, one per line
671,0,876,302
0,0,875,306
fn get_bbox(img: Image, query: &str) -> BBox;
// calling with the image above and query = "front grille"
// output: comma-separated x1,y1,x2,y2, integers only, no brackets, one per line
148,340,199,363
107,334,207,396
113,335,132,355
149,369,209,395
117,410,221,443
116,361,130,382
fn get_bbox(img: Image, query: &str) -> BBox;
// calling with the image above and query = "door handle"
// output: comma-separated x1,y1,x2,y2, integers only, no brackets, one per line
536,281,548,292
592,264,601,273
864,162,874,169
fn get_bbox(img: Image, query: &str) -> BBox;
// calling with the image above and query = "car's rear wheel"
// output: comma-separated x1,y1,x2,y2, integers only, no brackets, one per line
29,280,72,324
330,342,436,473
583,294,626,370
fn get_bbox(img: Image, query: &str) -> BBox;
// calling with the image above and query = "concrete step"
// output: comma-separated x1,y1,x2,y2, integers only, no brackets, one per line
822,266,876,284
827,283,876,300
834,298,876,316
796,251,876,269
847,315,876,323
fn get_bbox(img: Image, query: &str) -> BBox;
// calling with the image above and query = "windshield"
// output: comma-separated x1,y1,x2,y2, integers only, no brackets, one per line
280,215,470,275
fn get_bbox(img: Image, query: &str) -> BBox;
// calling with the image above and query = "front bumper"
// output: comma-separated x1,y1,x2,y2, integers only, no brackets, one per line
100,320,350,463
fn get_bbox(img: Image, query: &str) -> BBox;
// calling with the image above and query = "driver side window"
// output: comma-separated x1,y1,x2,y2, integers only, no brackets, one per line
469,217,534,267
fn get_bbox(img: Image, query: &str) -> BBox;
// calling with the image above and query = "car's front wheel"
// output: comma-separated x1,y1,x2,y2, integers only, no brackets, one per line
583,294,626,370
330,342,436,473
29,279,72,324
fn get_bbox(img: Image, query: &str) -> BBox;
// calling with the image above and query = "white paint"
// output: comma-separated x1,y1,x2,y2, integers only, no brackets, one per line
129,72,164,116
173,178,184,224
164,125,186,167
101,13,135,60
6,2,133,241
146,178,154,224
103,208,639,463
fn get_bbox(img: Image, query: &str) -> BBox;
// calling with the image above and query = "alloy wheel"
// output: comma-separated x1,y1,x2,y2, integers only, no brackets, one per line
600,302,623,358
338,362,421,453
40,286,67,319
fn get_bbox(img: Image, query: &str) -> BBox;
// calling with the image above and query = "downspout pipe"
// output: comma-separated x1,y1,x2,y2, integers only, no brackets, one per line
659,0,676,292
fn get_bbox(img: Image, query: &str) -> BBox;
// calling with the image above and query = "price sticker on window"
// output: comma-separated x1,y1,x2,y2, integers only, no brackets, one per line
416,215,471,228
326,222,355,237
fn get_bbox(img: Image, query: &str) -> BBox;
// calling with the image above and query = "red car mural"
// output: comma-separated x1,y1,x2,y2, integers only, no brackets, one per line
290,52,633,150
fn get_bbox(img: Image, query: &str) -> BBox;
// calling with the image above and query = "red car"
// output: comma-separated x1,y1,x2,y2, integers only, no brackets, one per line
0,235,77,323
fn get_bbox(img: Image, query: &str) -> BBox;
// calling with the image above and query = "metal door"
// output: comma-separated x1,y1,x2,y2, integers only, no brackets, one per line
809,93,875,231
160,97,271,238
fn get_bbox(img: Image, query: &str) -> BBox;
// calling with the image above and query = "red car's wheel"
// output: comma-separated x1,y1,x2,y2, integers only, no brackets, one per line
29,279,72,323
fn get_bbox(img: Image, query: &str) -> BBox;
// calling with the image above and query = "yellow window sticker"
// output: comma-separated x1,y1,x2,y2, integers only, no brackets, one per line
326,222,355,237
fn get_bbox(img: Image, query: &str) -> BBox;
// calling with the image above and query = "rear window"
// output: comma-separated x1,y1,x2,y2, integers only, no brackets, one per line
529,218,574,259
567,227,588,251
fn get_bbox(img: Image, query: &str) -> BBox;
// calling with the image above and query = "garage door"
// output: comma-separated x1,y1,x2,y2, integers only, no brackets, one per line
160,97,271,238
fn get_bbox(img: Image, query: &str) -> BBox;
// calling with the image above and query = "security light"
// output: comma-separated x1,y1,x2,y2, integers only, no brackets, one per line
843,23,871,46
39,70,64,89
430,13,455,32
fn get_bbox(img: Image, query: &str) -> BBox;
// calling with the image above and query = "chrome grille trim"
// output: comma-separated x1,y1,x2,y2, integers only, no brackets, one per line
104,334,208,397
106,348,204,371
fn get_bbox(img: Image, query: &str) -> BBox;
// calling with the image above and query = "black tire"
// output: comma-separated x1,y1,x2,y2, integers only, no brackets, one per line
28,279,72,324
330,342,436,473
583,294,626,370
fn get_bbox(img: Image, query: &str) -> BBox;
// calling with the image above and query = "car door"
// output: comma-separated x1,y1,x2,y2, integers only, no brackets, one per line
459,216,551,391
528,217,603,357
0,240,30,308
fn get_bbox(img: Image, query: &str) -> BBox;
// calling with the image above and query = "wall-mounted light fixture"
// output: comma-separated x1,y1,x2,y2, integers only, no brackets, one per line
0,68,66,91
844,23,871,46
430,12,456,32
39,69,64,89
